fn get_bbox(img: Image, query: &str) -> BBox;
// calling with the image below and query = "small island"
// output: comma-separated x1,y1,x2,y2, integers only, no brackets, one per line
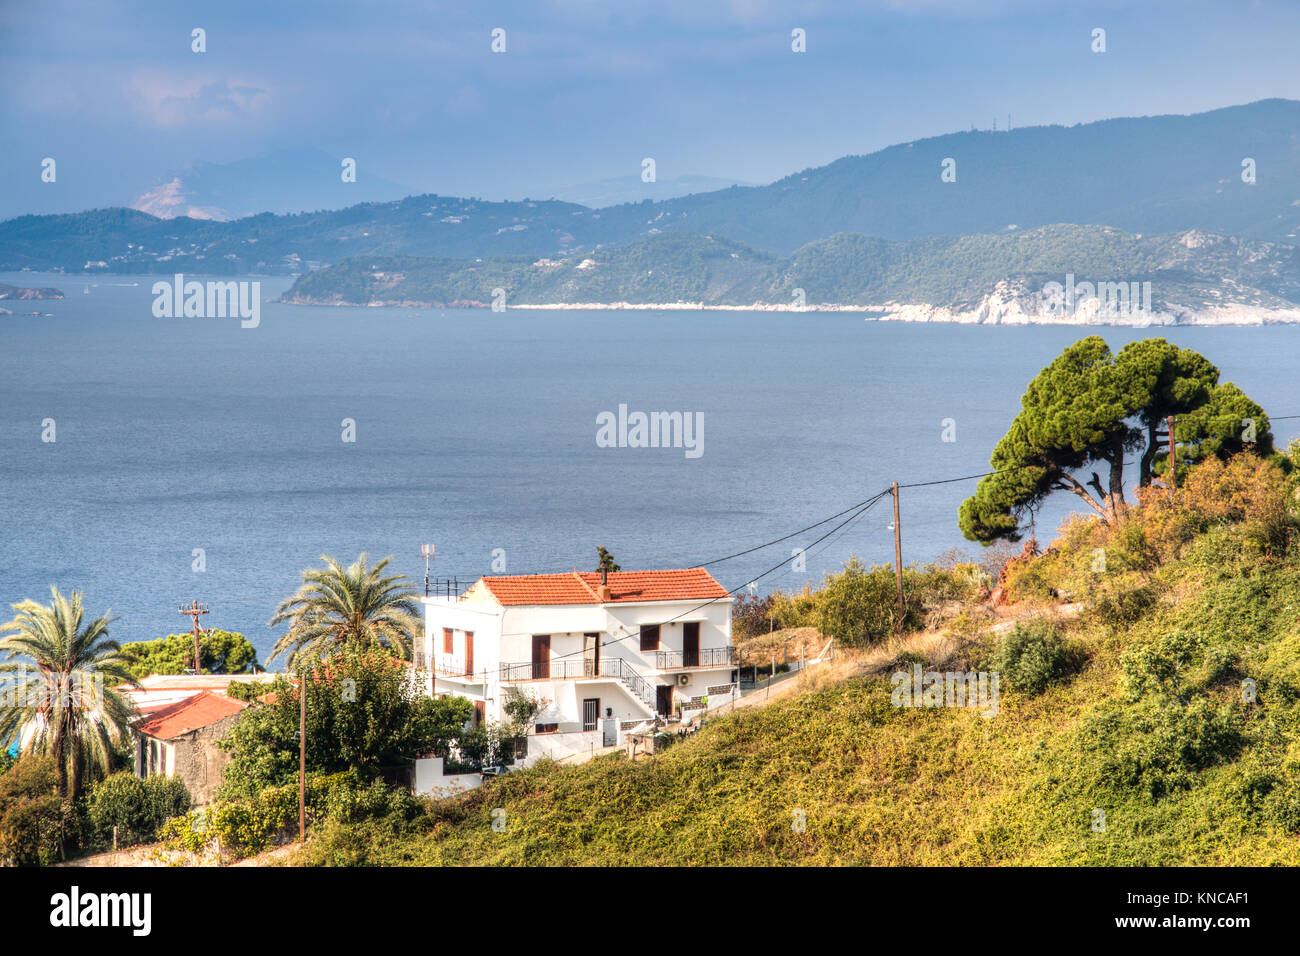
0,282,65,300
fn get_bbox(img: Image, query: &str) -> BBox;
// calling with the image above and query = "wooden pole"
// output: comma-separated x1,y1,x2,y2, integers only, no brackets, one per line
179,601,209,673
1167,415,1177,493
892,482,904,635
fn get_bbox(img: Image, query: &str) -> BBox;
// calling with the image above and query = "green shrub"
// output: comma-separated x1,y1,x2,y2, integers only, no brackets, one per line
143,774,192,825
0,755,63,866
994,619,1079,696
87,773,153,846
160,784,296,860
1121,630,1204,701
1091,572,1158,630
158,812,207,854
86,773,192,849
1001,554,1058,604
1082,697,1243,801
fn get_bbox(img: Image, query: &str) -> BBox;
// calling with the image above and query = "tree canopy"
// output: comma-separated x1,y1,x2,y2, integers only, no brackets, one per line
217,645,471,800
0,588,138,803
595,547,621,574
269,554,420,668
959,337,1275,543
119,629,258,679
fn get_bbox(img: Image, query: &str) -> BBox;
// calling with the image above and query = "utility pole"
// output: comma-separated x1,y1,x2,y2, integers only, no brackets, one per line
892,482,904,635
1167,415,1177,493
178,601,209,673
421,544,435,597
298,667,306,843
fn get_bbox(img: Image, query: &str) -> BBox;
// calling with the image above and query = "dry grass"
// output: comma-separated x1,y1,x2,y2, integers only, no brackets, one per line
735,626,826,661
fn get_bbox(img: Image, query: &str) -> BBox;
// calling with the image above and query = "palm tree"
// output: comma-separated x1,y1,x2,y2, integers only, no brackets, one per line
0,587,139,802
269,554,421,668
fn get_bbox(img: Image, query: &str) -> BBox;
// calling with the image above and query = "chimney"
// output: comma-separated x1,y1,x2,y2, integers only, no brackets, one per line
598,567,612,602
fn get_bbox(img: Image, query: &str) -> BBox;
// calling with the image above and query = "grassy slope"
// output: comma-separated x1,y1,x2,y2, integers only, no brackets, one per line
297,464,1300,866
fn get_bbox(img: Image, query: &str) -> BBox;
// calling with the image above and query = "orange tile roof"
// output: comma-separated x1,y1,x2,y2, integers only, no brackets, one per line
136,690,247,741
476,568,730,606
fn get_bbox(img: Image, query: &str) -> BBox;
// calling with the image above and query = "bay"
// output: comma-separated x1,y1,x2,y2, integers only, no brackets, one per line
2,272,1297,663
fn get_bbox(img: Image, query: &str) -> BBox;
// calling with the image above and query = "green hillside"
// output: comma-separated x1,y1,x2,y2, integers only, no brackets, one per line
282,225,1300,313
294,452,1300,866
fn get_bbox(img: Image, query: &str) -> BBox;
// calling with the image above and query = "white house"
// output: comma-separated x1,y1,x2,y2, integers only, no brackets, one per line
417,568,737,761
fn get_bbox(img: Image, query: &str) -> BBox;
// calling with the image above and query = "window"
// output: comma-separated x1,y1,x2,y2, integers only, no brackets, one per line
443,627,454,654
639,624,660,651
535,723,558,735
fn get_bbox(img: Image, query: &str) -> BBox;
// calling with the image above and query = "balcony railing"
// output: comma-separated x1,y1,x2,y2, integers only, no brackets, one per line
433,654,477,678
655,646,736,670
499,656,655,707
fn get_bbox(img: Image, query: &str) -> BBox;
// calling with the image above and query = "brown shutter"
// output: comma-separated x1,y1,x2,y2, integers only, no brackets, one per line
640,624,660,651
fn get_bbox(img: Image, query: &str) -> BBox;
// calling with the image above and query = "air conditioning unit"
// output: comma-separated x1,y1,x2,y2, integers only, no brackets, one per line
677,674,690,687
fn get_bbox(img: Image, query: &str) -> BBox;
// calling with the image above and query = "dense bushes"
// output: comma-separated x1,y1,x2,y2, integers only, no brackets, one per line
0,756,63,866
217,646,472,801
760,556,989,648
731,592,777,641
161,770,420,860
1001,454,1296,615
86,772,191,848
1081,698,1243,801
994,619,1079,696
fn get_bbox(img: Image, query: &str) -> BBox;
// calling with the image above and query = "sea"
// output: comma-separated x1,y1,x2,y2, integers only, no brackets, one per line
3,272,1299,664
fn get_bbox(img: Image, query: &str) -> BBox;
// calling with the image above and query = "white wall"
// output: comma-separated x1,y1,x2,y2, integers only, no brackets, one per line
520,729,607,765
413,756,483,797
420,591,735,728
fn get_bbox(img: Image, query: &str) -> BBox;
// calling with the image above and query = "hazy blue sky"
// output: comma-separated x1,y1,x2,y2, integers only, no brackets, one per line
3,0,1299,217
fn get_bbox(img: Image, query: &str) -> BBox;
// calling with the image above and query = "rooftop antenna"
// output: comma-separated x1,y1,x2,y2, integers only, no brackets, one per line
178,601,209,673
421,544,435,596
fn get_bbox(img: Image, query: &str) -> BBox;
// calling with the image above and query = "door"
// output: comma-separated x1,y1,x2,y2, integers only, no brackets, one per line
531,634,551,679
582,697,599,732
464,631,474,676
656,684,674,716
583,632,600,676
683,622,700,668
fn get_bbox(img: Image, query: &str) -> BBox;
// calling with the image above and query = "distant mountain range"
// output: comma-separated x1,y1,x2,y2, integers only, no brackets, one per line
4,99,1300,322
129,148,415,221
279,225,1300,324
548,173,755,209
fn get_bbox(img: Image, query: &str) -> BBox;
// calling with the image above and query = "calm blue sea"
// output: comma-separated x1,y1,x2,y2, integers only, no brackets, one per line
3,272,1298,664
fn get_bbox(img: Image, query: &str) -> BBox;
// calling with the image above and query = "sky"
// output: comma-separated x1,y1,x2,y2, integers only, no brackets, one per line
2,0,1300,218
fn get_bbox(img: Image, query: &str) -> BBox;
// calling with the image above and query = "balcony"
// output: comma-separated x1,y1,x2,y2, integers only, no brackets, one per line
499,657,655,709
655,646,736,671
433,654,475,678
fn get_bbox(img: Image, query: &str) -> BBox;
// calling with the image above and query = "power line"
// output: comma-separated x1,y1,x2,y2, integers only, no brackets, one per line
527,490,893,669
697,493,886,567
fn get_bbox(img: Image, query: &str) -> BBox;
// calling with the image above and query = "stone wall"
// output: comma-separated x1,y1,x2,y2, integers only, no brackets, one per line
164,712,244,806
